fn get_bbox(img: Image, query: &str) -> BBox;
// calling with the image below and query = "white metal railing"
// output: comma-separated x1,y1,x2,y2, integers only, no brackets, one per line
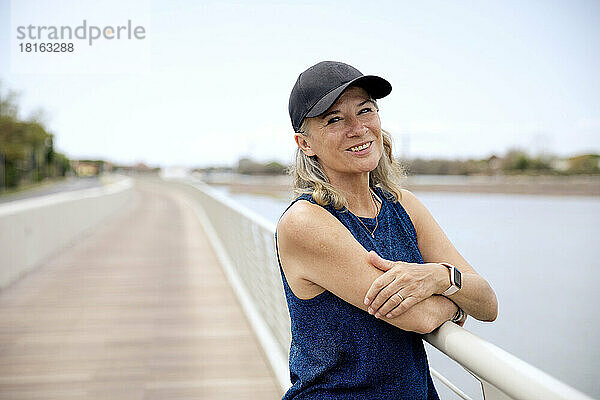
175,178,593,400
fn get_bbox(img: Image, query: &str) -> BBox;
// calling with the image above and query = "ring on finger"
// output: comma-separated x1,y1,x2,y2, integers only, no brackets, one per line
396,292,404,302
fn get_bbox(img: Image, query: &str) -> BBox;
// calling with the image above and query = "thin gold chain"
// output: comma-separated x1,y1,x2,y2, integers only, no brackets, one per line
354,188,380,238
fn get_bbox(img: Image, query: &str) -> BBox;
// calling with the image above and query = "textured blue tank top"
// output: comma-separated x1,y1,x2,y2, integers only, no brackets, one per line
275,187,439,400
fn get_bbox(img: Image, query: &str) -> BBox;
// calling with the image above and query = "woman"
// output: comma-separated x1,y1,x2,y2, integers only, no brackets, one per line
276,61,498,399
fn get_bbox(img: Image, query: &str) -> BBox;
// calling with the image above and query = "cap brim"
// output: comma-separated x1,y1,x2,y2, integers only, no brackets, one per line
305,75,392,119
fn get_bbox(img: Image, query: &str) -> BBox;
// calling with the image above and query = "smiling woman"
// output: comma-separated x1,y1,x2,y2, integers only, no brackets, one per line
276,61,498,399
296,87,383,180
290,67,405,211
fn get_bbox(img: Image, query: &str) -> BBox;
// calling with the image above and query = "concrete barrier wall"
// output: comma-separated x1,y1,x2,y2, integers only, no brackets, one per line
0,177,134,289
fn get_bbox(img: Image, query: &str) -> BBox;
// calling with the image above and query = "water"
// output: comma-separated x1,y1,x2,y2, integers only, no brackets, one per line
214,186,600,399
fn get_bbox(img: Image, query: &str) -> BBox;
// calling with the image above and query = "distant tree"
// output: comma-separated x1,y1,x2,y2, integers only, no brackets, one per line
405,157,487,175
0,83,19,119
567,154,600,174
501,148,552,174
237,157,262,175
53,153,71,176
237,157,287,175
0,81,69,190
501,149,529,172
263,161,287,174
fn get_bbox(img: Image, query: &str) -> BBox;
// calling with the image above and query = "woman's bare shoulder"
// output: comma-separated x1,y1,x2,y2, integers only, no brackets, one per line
398,188,419,206
396,188,427,221
277,198,360,270
276,199,342,298
277,199,336,242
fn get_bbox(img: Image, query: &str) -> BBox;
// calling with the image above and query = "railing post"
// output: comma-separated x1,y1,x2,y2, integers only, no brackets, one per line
480,380,514,400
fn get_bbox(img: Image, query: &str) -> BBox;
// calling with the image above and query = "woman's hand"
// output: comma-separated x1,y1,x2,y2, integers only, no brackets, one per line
363,251,448,319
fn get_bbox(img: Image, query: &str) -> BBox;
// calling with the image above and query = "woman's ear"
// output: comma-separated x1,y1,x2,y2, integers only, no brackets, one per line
294,133,316,156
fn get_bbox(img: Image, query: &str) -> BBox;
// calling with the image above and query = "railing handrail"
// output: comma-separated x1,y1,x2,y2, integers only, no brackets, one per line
190,180,278,233
178,178,594,400
0,175,133,216
425,321,592,400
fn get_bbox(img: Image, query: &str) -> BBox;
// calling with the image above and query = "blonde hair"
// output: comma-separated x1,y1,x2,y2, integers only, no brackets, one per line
290,117,407,209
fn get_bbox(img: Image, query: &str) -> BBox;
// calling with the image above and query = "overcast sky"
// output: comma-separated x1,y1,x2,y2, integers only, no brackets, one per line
1,0,598,167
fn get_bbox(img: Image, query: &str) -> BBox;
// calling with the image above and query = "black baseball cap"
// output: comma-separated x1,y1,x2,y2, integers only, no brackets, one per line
289,61,392,132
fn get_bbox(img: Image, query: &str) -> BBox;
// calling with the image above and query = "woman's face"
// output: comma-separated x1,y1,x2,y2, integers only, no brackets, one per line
295,86,383,180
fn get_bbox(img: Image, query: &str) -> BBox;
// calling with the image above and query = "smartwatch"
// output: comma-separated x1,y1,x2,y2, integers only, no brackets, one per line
440,262,462,296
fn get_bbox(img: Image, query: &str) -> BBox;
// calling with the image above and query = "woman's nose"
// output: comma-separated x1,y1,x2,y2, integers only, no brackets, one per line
346,115,366,137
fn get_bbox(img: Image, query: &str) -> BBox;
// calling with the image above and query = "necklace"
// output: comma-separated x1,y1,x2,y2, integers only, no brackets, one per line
354,188,380,238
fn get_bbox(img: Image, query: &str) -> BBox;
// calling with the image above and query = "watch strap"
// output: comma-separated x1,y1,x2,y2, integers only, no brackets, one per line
443,284,460,296
440,262,460,296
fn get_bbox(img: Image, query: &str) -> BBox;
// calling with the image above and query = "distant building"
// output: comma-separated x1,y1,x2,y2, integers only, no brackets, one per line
113,162,161,175
72,161,99,176
71,160,113,176
486,155,502,172
551,159,569,171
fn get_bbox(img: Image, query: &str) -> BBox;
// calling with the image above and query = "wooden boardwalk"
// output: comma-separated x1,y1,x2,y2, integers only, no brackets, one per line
0,181,282,399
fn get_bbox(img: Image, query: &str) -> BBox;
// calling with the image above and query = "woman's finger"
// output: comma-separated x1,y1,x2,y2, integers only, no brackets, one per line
367,276,403,313
364,270,397,306
383,296,421,318
373,291,406,318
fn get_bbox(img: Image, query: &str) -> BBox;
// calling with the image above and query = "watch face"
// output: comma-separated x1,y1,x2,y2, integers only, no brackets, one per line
454,269,462,288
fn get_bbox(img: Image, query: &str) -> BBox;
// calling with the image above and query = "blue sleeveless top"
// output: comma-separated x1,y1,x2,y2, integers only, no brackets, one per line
275,187,439,400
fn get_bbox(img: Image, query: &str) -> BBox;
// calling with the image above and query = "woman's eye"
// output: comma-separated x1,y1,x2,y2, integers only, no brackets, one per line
326,116,341,125
358,107,373,115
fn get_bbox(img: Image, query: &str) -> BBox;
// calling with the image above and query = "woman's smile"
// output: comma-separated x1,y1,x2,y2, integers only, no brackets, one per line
346,140,373,154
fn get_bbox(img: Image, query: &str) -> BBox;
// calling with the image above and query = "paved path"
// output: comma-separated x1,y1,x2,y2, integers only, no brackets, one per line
0,181,282,399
